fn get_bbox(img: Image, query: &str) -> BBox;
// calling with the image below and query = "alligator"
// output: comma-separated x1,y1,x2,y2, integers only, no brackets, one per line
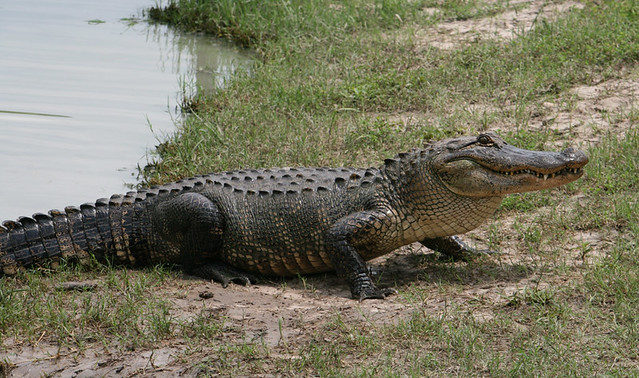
0,133,588,300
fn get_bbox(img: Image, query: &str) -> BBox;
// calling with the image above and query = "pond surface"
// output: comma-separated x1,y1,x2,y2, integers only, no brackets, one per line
0,0,252,221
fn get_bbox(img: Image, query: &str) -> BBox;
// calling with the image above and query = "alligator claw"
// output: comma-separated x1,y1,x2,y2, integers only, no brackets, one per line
191,262,259,287
355,286,397,301
422,236,497,262
438,248,499,262
222,275,256,287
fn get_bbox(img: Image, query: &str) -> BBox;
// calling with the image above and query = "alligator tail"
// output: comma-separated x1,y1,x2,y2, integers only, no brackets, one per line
0,193,149,276
0,176,216,276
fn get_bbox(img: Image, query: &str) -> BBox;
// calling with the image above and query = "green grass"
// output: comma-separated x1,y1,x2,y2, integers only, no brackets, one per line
4,0,639,375
143,0,639,184
0,266,174,349
148,0,419,46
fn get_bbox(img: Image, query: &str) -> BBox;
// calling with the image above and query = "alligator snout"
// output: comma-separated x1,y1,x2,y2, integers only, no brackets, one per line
561,147,589,166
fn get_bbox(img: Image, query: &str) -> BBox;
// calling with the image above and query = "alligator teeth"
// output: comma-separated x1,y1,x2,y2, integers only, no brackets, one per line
499,167,582,178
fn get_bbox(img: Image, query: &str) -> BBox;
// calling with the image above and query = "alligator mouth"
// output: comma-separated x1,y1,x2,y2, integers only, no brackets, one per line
492,166,584,180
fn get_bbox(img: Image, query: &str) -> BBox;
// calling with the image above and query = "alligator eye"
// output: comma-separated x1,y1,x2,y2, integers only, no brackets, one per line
477,134,494,145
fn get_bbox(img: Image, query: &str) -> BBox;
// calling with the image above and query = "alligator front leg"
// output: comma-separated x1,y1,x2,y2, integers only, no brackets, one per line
421,235,492,261
326,210,397,301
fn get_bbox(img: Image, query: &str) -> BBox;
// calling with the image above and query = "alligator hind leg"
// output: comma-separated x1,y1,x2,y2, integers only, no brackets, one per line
151,192,224,267
152,192,258,287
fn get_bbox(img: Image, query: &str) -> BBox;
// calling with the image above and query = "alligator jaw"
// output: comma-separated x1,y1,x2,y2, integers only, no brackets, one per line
434,134,589,197
496,167,584,181
468,156,587,194
489,165,584,182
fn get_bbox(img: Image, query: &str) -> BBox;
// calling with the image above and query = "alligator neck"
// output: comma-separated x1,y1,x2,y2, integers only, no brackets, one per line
382,153,504,241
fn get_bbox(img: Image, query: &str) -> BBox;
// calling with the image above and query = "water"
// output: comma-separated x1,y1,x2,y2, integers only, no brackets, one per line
0,0,252,221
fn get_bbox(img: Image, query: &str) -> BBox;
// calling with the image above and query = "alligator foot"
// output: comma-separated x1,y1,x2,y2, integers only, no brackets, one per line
191,262,259,287
355,286,397,301
350,272,398,301
421,236,496,262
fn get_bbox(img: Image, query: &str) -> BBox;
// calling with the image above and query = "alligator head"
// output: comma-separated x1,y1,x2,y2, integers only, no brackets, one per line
431,132,588,197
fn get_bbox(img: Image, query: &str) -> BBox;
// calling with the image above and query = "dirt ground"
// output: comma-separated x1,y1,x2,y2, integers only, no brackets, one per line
417,0,586,50
2,244,546,377
2,1,637,376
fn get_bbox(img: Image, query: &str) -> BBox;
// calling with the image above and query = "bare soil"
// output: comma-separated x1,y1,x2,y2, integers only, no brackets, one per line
417,0,585,50
1,245,538,377
2,1,636,375
529,74,639,143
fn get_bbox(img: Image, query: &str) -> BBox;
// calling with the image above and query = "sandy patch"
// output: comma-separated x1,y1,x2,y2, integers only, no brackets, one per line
1,229,590,376
528,77,639,143
416,0,585,50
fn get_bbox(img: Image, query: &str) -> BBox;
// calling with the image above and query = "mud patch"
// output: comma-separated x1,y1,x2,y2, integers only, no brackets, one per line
416,0,585,50
529,76,639,143
2,343,185,377
0,240,555,376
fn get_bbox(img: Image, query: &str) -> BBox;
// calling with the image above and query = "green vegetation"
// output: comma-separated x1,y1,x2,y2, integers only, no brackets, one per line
141,0,639,183
3,0,639,375
148,0,416,46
